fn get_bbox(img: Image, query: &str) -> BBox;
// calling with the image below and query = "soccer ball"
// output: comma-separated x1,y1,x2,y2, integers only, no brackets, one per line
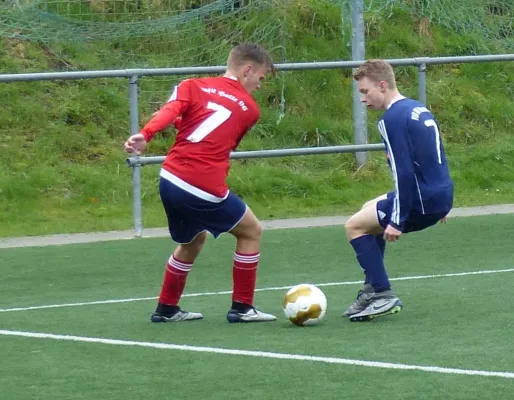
282,284,327,326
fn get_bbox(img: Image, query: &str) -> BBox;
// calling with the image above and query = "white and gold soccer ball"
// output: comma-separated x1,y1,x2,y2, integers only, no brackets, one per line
282,284,327,326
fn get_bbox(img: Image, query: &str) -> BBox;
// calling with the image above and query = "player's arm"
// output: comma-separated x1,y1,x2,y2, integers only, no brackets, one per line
124,80,193,154
123,100,187,155
142,80,192,141
139,100,188,142
381,119,415,232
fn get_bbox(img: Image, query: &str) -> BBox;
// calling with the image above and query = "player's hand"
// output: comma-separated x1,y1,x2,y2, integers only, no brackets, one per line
439,217,448,224
124,133,147,155
383,225,402,242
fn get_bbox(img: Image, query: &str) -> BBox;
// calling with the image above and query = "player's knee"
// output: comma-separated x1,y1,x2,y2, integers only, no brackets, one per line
174,233,206,262
233,218,262,242
187,231,207,252
254,220,263,238
247,219,263,241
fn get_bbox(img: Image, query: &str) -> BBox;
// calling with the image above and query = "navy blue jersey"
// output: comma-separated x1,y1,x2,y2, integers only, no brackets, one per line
377,97,454,231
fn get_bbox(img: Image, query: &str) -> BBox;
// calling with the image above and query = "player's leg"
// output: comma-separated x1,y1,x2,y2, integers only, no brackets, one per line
349,210,449,321
173,232,208,261
359,193,388,274
152,231,207,322
157,188,274,323
347,193,388,288
226,206,276,323
342,200,383,316
151,178,207,323
343,193,403,321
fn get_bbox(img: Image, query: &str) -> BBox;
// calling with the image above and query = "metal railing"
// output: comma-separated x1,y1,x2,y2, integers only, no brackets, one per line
2,53,514,236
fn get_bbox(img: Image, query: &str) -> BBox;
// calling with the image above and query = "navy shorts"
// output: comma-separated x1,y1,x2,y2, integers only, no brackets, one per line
159,177,247,244
376,192,449,233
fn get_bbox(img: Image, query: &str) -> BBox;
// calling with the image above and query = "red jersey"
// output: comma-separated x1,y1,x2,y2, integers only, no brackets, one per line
141,76,260,198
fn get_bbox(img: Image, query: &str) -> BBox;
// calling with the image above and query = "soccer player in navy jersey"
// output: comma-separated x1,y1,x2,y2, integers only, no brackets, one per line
343,59,454,322
123,43,277,323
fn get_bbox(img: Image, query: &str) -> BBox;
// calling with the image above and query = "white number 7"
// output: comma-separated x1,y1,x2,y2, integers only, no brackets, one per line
424,119,442,164
186,101,232,143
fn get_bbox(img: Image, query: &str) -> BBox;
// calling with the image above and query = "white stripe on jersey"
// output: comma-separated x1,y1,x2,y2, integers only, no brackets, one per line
378,120,400,226
167,86,178,103
160,169,229,203
414,175,425,214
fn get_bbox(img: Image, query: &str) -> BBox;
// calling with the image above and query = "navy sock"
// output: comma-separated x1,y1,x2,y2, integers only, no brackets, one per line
350,235,391,292
363,234,384,285
375,234,386,259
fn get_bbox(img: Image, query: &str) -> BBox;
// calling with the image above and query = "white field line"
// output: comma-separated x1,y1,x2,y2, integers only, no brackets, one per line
0,329,512,379
1,268,513,313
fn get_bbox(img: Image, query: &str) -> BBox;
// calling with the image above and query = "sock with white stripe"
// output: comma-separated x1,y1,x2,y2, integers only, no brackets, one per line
157,255,193,310
232,252,259,310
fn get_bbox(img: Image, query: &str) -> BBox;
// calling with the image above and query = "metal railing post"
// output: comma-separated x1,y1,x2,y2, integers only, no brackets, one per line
351,0,368,167
418,62,427,105
128,74,143,237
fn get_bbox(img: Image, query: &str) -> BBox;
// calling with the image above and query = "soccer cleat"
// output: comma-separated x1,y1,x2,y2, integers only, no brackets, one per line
349,291,403,322
226,307,277,323
342,283,375,317
151,309,203,323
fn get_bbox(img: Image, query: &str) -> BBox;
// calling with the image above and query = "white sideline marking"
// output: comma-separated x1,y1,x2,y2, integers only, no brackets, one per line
1,268,513,313
0,329,512,379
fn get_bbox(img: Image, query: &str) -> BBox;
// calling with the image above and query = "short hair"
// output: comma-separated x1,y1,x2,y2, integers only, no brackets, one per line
353,59,396,89
227,43,275,74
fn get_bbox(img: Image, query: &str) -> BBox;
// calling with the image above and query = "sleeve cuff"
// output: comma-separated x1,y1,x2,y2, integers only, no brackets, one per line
140,130,152,142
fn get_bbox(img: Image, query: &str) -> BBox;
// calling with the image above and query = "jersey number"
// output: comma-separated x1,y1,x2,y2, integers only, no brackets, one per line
424,119,442,164
186,102,232,143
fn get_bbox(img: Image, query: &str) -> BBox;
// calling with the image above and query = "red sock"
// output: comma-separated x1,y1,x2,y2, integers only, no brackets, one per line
158,255,192,306
232,252,260,306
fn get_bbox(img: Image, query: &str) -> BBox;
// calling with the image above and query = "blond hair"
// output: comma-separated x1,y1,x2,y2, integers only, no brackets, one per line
227,43,275,74
353,59,396,89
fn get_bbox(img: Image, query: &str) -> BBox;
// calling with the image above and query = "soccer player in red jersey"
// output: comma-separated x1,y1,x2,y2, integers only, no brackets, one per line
124,43,277,323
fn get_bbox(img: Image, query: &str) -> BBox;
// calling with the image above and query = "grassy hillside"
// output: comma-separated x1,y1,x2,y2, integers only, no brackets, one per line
0,1,513,237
